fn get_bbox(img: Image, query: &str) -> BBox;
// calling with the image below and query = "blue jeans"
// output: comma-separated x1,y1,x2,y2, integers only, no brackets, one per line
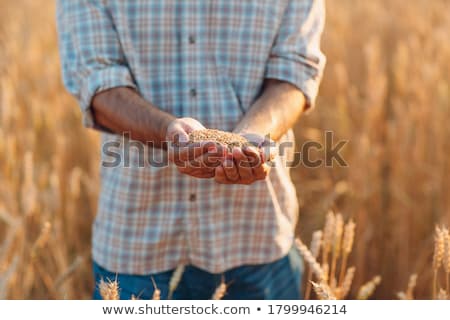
93,246,303,300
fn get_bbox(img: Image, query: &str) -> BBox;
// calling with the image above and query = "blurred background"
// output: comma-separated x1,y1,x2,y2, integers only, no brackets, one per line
0,0,449,299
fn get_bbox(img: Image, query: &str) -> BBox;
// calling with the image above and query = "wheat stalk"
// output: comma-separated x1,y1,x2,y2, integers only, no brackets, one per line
304,231,323,300
357,276,381,300
168,264,185,299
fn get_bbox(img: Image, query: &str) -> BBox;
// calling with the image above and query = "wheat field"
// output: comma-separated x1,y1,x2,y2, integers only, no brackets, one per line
0,0,449,299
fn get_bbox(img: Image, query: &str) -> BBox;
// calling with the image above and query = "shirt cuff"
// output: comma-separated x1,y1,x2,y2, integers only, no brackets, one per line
265,56,322,112
79,65,137,129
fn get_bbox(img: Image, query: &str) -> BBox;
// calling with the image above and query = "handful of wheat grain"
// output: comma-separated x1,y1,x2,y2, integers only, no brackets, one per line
188,129,249,149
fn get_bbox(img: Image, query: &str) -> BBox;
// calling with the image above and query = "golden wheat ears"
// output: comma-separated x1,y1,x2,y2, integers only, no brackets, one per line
296,211,381,300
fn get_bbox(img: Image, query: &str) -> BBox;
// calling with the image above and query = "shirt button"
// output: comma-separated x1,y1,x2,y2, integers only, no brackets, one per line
190,88,197,98
189,193,196,202
188,35,196,44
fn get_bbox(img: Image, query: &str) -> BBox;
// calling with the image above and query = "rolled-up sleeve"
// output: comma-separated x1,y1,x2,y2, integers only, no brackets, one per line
265,0,326,111
56,0,137,128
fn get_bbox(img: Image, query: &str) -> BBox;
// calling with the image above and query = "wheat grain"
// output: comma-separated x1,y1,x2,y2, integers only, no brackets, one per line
188,129,248,149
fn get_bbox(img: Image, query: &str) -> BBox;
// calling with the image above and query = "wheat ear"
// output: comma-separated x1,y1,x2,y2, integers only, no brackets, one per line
433,226,445,299
339,266,356,299
211,276,227,300
330,214,344,287
168,264,185,300
405,273,418,300
295,238,324,281
339,220,355,286
437,288,448,300
442,227,450,292
357,276,381,300
304,231,323,300
322,211,336,269
98,278,120,300
311,281,336,300
150,276,161,300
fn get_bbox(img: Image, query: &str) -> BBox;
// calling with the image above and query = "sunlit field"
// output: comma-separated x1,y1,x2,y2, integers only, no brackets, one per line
0,0,449,299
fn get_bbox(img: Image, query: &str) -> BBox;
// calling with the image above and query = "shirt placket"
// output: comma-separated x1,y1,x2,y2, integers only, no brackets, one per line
181,1,201,265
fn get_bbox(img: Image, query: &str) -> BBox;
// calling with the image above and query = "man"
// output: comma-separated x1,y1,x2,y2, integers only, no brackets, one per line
57,0,325,299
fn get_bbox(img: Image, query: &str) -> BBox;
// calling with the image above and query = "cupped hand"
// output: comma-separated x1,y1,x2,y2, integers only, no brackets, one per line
214,133,277,185
166,118,224,178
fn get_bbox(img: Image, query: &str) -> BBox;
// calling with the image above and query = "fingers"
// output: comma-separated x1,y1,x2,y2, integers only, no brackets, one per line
214,166,233,184
221,158,240,182
214,147,270,185
169,141,213,164
242,146,270,181
174,145,223,178
232,148,253,183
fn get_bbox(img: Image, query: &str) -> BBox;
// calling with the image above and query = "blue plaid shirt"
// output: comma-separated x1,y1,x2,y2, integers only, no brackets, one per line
57,0,325,274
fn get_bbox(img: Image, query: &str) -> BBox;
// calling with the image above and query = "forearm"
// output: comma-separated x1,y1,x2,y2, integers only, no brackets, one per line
92,87,175,148
233,79,306,141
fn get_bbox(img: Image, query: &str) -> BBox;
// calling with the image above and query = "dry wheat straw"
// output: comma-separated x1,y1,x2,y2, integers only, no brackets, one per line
304,231,323,300
168,264,185,299
357,276,381,300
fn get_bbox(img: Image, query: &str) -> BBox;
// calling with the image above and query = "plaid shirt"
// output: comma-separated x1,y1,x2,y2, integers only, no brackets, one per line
57,0,325,274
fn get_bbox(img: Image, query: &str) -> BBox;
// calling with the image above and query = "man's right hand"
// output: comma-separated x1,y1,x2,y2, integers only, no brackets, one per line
166,118,224,179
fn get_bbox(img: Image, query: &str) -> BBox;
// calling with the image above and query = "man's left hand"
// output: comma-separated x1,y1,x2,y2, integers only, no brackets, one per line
214,133,277,185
